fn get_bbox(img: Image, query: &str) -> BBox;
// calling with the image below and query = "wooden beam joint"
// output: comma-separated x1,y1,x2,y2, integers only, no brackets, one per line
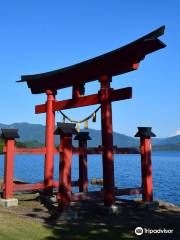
35,87,132,114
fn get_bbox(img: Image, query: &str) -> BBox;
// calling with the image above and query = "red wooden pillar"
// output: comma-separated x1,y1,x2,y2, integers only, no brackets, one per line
99,75,115,206
74,132,91,192
135,127,156,202
1,129,19,199
55,123,77,211
44,89,56,195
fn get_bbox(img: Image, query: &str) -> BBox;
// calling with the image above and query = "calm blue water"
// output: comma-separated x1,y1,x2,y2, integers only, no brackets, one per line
0,152,179,206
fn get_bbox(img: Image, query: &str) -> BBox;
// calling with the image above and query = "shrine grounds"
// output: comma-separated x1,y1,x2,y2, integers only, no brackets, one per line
0,193,179,240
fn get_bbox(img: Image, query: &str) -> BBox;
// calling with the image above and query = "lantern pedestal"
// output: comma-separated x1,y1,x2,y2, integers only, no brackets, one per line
0,198,18,207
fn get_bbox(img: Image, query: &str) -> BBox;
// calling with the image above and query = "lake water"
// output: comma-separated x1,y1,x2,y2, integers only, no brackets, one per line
0,151,179,206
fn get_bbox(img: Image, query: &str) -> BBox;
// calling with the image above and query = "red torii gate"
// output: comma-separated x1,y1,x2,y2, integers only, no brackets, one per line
17,26,166,207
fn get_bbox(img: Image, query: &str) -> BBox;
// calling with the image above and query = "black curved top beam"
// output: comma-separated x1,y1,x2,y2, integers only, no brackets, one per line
18,26,166,94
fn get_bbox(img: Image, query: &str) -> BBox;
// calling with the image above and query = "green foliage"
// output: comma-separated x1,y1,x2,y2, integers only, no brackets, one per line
15,141,26,148
0,139,4,153
15,140,43,148
0,140,44,153
153,143,180,151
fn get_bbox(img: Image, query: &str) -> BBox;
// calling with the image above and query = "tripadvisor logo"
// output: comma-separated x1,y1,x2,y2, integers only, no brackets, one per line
135,227,143,236
135,227,174,235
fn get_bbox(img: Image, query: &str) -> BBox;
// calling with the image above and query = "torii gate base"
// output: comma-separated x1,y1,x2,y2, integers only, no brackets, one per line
53,124,155,211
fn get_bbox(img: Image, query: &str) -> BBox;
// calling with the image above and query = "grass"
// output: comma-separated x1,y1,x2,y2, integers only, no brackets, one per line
47,222,134,240
0,206,52,240
0,205,134,240
0,193,179,240
0,200,134,240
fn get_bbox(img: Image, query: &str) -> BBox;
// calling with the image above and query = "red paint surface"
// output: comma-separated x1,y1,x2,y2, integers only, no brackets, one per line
58,135,73,210
71,147,140,155
12,181,79,192
99,76,115,206
3,140,15,199
140,137,153,201
44,90,56,195
78,140,88,192
15,147,46,154
71,187,143,201
3,146,139,155
35,87,132,113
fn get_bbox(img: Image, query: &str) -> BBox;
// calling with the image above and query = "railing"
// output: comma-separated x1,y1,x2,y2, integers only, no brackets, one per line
0,126,155,207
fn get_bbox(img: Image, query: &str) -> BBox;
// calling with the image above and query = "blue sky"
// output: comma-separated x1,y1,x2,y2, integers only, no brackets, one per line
0,1,179,137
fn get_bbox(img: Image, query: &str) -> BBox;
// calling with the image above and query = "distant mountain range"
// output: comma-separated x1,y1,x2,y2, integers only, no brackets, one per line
0,122,180,150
